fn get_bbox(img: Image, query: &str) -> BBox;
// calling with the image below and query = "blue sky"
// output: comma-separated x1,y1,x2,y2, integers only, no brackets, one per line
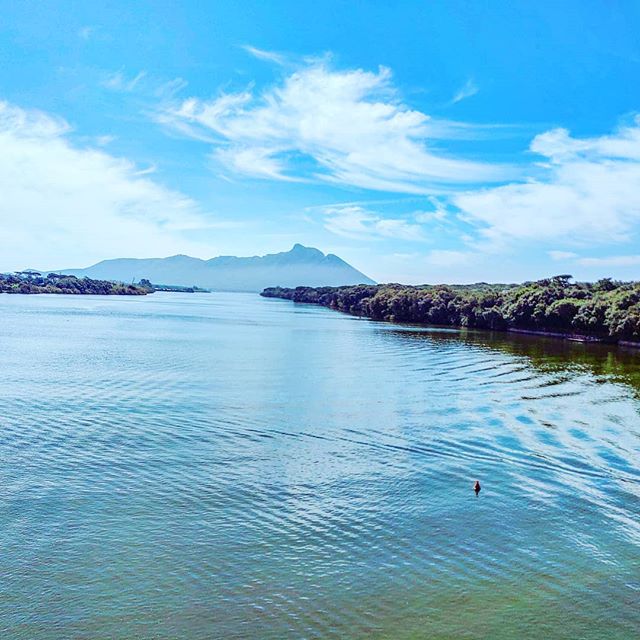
2,0,640,283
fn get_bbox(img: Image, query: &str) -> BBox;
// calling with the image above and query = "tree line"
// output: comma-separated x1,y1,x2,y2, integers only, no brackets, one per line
262,275,640,342
0,272,150,295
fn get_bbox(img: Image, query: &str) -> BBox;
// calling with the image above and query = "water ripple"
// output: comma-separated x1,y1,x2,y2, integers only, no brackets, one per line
0,293,639,639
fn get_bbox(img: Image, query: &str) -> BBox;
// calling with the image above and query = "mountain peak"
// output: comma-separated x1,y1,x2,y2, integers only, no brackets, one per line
57,245,375,291
289,243,324,257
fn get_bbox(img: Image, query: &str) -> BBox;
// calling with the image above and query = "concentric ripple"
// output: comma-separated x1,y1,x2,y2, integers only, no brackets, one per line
0,292,639,639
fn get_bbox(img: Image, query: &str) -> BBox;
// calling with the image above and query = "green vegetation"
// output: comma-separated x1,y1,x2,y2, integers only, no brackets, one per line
262,275,640,343
1,272,151,295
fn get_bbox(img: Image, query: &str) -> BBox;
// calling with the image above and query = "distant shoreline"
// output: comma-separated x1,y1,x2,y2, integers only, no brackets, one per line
0,273,212,295
0,272,150,295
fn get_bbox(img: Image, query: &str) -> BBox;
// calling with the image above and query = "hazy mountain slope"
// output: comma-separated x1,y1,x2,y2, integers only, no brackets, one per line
58,244,375,291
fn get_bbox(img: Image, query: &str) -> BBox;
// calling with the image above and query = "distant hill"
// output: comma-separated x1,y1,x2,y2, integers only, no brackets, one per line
56,244,375,292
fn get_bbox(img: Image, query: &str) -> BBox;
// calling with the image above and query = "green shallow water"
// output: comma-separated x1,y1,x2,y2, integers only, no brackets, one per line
0,292,638,639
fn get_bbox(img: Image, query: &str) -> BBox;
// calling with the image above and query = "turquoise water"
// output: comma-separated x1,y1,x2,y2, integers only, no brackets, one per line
0,292,638,639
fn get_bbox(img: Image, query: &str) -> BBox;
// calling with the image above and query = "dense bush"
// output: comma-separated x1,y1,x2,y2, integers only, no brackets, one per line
262,275,640,342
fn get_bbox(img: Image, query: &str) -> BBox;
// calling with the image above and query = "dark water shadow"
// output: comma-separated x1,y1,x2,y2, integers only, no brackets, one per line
378,323,640,396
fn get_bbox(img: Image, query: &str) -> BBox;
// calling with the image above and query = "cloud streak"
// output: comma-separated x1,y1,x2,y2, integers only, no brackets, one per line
240,45,286,65
451,78,479,104
548,250,579,261
577,255,640,267
102,70,147,92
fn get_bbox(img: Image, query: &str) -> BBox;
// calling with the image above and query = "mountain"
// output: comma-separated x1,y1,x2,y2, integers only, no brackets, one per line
56,244,375,292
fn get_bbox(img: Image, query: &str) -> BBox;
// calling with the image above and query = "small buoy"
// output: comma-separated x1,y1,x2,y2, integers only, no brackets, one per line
474,480,481,495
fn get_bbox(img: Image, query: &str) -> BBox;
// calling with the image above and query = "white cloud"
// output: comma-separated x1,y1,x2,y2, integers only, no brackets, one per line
548,250,579,260
102,70,147,92
241,45,286,65
158,61,508,192
530,124,640,162
451,78,479,104
576,255,640,267
454,117,640,247
322,205,426,241
0,100,214,271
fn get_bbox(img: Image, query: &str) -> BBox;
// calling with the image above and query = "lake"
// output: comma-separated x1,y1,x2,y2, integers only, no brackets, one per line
1,292,638,639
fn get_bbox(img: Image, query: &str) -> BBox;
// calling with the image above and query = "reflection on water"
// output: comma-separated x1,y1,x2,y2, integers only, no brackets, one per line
388,322,640,391
0,292,638,639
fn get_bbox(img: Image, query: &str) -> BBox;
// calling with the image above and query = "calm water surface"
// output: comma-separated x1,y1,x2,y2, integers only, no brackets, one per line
0,292,639,639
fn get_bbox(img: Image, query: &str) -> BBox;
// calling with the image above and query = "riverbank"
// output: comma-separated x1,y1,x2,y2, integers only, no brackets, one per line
262,277,640,348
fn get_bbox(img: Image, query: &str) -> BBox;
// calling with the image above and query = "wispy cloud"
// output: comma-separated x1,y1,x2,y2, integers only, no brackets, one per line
0,100,214,270
322,205,426,241
576,254,640,267
451,78,479,104
102,70,147,92
415,197,449,222
95,134,115,147
241,45,286,65
78,26,95,41
157,61,510,192
548,250,579,260
215,145,301,181
155,77,188,98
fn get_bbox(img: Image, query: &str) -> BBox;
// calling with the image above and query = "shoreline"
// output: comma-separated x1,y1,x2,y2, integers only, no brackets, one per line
262,288,640,351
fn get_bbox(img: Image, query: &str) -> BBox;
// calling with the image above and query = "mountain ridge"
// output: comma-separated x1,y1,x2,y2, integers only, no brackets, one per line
55,244,375,292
